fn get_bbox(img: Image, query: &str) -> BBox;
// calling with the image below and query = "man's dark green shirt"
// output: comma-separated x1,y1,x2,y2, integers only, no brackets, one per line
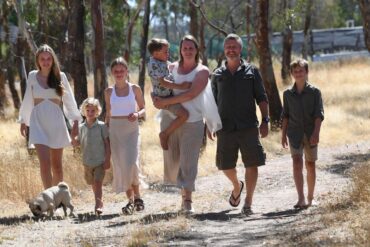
282,82,324,148
211,60,268,132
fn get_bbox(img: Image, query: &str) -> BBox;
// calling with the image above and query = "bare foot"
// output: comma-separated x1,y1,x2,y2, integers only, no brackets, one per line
293,199,307,209
159,132,169,150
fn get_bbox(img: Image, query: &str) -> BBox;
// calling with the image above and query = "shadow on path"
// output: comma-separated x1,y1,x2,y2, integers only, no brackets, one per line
0,214,73,225
325,152,370,177
106,212,180,228
72,212,121,224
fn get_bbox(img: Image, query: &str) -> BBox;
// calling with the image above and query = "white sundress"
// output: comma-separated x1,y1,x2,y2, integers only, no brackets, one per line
19,70,82,148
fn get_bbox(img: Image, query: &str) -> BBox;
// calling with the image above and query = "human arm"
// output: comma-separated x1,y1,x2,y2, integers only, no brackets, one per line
310,118,322,146
103,137,111,170
128,85,145,122
281,117,289,148
159,77,192,90
61,73,82,139
258,101,269,138
153,67,209,109
19,71,35,133
104,88,112,127
310,89,324,145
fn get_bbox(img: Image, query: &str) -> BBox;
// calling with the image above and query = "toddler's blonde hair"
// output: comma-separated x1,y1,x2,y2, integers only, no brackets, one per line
80,97,102,117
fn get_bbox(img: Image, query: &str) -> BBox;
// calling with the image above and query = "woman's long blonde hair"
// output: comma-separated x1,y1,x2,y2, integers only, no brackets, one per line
35,44,64,96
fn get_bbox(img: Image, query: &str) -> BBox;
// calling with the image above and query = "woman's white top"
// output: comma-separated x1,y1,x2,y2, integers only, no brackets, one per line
171,62,222,132
19,70,82,126
110,83,136,116
18,70,82,148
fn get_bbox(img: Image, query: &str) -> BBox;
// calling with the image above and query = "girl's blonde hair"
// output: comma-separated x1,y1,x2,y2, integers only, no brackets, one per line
110,56,128,70
35,44,64,96
80,97,102,117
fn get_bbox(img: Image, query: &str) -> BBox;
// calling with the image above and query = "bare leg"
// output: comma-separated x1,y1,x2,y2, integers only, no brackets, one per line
244,167,258,207
293,155,306,206
92,181,103,209
132,184,141,199
35,144,52,189
223,168,242,205
160,107,188,150
50,148,63,185
126,187,134,202
305,161,316,205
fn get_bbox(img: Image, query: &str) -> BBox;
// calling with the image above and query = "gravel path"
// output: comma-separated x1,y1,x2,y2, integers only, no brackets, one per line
0,141,368,246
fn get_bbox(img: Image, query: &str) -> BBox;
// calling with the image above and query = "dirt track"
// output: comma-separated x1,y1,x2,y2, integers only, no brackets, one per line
0,141,368,246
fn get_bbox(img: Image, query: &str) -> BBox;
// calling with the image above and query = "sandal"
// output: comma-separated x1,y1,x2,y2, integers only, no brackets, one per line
229,181,244,207
95,207,103,215
134,198,145,211
122,201,134,215
241,205,253,216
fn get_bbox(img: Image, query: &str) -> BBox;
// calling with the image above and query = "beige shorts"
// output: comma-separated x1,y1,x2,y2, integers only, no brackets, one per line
289,135,318,162
84,165,105,185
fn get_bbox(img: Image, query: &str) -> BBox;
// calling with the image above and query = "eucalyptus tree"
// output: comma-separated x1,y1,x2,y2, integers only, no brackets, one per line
255,0,282,129
359,0,370,51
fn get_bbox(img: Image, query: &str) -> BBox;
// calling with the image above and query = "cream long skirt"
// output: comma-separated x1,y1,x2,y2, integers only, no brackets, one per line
109,118,140,193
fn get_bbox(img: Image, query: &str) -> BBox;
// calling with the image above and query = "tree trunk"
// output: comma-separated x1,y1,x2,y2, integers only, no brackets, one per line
189,0,199,40
123,0,146,64
359,0,370,51
281,0,293,85
67,0,88,107
255,0,282,129
246,0,252,62
199,1,207,65
6,59,21,110
14,0,37,54
302,0,313,59
16,36,31,99
281,26,293,85
38,0,48,44
138,0,150,94
91,0,107,115
0,3,8,116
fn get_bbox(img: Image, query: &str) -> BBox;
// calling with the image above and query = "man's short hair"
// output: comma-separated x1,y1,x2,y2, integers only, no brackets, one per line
147,38,169,54
290,58,309,73
223,33,243,49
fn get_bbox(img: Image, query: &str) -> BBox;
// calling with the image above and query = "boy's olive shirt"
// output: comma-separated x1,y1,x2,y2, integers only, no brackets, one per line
282,82,324,148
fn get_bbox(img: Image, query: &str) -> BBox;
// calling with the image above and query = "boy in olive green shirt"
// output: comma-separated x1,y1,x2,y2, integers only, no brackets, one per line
76,98,111,215
281,58,324,209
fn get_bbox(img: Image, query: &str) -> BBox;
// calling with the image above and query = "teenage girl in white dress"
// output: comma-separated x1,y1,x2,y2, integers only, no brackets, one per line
104,57,146,215
19,44,82,189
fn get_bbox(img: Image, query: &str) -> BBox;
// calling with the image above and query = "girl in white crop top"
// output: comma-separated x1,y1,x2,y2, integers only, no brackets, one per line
18,44,82,190
104,57,146,214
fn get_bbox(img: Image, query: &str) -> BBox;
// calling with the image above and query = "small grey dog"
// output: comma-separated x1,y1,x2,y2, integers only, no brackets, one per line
27,182,74,217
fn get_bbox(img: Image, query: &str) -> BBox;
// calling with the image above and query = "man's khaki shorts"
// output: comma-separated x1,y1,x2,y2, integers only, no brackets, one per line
289,135,318,162
216,128,266,170
84,164,105,185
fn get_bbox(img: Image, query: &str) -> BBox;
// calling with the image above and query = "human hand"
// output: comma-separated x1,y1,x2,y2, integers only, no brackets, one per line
71,121,78,138
20,123,28,138
206,128,216,141
281,135,288,149
103,159,111,170
310,133,319,146
259,122,268,138
153,97,167,109
179,81,192,90
128,112,139,122
71,138,79,147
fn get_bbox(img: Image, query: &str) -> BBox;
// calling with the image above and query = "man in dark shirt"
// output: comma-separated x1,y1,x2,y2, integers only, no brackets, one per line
210,33,269,215
281,58,324,209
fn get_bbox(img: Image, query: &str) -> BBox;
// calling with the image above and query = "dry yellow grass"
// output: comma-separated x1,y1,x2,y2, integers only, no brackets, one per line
1,58,369,207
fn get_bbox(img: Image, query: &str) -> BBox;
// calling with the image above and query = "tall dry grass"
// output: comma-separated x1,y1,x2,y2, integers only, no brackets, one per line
1,57,369,207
